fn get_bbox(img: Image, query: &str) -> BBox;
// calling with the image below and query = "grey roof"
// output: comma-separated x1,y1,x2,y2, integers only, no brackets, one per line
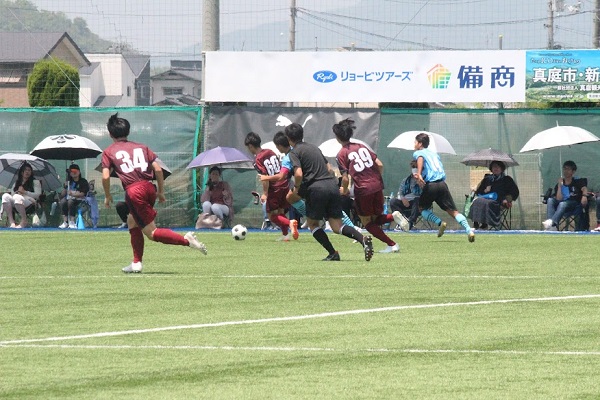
79,62,100,75
123,54,150,77
151,69,201,81
0,32,89,65
93,95,122,107
170,60,201,69
153,94,201,106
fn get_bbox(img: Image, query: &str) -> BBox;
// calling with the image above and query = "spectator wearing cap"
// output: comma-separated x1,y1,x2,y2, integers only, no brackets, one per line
58,164,90,229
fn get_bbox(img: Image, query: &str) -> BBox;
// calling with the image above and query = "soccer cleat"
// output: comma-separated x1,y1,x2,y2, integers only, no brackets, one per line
184,232,208,255
362,235,374,261
392,211,410,232
276,234,291,242
542,219,553,230
322,251,341,261
118,222,128,229
58,222,68,229
122,262,143,273
68,222,77,229
289,219,299,240
379,244,400,253
592,225,600,232
468,231,475,243
437,221,447,238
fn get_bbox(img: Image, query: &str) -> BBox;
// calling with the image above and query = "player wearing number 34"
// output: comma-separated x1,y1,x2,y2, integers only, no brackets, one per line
101,113,207,274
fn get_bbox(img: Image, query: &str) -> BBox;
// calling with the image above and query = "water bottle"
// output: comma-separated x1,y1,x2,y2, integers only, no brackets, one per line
383,200,388,215
50,201,58,216
76,209,85,230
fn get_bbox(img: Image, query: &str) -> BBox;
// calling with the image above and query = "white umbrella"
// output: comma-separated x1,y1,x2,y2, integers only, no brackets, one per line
519,124,600,168
318,138,373,158
387,130,456,155
30,134,103,161
520,124,600,153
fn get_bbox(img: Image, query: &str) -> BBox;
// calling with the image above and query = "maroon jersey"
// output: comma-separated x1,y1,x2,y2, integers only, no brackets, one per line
102,140,158,189
254,149,287,192
336,142,383,196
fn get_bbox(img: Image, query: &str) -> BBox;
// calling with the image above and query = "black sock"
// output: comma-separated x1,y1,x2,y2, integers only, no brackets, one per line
341,225,363,243
312,228,335,254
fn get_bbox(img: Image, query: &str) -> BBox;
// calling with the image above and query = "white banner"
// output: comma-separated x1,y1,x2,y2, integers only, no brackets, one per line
204,51,526,103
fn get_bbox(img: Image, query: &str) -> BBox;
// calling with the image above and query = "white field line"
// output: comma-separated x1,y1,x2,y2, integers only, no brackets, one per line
1,294,599,345
2,343,600,357
2,274,600,280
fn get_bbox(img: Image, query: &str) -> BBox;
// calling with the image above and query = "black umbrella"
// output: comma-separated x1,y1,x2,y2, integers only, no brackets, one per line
0,153,62,191
461,148,519,168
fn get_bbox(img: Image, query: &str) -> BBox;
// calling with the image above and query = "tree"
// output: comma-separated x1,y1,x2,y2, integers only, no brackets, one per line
27,59,80,107
26,59,82,151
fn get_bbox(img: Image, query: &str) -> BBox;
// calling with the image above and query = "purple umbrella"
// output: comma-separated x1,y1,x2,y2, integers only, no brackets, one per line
186,146,251,169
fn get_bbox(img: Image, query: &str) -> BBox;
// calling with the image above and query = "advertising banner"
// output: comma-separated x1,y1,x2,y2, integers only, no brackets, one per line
526,50,600,103
205,51,526,103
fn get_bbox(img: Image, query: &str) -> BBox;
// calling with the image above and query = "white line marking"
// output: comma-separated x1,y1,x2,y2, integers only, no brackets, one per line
2,344,600,357
1,294,599,345
1,275,599,280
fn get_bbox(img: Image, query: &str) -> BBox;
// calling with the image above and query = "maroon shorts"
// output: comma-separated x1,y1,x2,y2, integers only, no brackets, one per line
266,187,289,213
125,181,158,228
354,191,384,217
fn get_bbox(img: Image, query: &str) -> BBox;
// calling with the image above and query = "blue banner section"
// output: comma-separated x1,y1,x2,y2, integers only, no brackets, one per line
526,50,600,103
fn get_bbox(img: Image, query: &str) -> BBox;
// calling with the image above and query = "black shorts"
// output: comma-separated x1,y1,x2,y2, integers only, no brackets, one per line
304,179,343,221
418,180,457,212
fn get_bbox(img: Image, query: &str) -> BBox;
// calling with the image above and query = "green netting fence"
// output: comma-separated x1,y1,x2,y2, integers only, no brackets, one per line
2,106,599,229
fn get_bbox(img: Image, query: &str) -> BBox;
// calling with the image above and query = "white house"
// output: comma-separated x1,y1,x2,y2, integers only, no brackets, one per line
79,53,150,107
150,60,201,105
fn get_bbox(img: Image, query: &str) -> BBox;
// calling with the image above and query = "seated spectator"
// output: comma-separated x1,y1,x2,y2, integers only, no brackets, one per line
469,161,519,230
389,160,421,230
58,164,89,229
200,166,234,227
1,161,42,228
543,160,589,231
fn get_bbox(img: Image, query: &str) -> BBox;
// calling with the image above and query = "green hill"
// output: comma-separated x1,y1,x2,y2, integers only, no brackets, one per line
0,0,119,53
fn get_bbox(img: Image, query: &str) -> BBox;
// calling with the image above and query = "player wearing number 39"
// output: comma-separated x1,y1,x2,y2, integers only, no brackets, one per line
334,118,405,254
102,113,207,274
245,131,296,241
413,132,475,243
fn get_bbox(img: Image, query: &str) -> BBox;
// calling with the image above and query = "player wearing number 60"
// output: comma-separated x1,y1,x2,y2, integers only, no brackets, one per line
101,113,207,274
244,131,295,242
334,118,406,254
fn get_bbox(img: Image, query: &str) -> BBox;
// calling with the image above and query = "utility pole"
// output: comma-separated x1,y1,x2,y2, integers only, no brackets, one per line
547,0,555,49
595,0,600,48
201,0,220,103
289,0,296,51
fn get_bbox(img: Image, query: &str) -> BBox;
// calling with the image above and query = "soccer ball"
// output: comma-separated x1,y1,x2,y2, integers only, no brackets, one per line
231,224,248,240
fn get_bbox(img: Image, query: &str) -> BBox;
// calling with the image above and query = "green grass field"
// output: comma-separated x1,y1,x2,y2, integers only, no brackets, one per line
2,229,600,399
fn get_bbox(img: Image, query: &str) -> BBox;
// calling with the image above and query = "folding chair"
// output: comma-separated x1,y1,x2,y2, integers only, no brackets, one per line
498,203,512,230
558,200,590,231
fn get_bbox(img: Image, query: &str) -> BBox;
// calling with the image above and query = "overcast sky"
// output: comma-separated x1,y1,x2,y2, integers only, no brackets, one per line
26,0,594,60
